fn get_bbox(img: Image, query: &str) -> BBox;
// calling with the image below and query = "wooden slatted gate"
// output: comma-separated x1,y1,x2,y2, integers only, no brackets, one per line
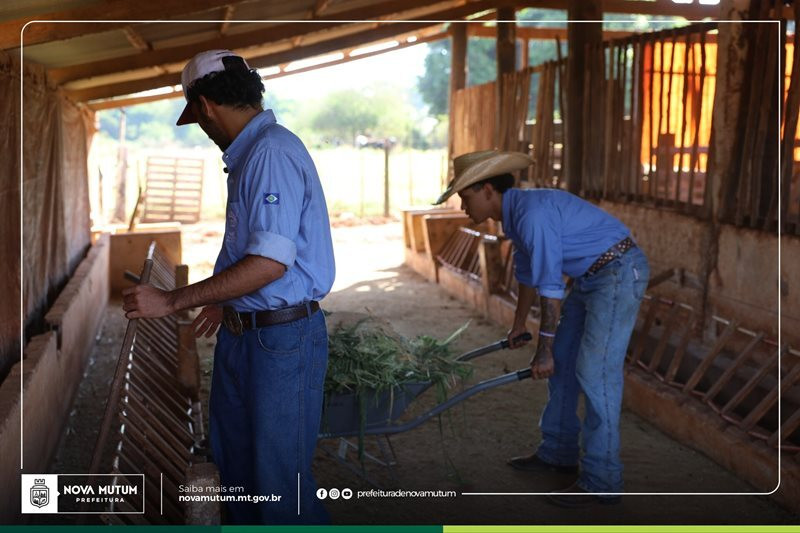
141,156,204,224
89,243,211,524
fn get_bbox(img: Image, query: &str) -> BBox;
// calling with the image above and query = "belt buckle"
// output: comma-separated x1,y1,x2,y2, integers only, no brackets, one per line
222,306,244,336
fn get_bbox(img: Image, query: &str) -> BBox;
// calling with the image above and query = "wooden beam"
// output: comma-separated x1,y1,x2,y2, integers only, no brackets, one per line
87,30,447,110
469,25,633,41
69,21,451,102
313,0,335,18
3,0,245,50
523,0,723,18
47,0,466,84
450,23,467,93
219,5,235,36
123,26,152,51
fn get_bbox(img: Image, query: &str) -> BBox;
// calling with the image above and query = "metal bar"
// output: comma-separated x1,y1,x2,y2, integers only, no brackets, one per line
320,368,531,439
682,320,738,394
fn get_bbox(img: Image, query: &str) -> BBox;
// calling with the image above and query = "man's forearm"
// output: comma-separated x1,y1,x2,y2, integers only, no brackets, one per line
169,255,285,312
513,283,537,329
537,296,562,349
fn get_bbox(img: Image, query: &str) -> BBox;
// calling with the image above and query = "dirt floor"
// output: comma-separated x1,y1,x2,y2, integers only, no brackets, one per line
52,220,798,525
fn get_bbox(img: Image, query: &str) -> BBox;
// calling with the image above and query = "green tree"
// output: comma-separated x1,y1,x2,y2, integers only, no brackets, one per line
311,89,379,144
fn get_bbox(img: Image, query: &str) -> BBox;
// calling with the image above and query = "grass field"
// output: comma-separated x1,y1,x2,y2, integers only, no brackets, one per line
89,141,449,224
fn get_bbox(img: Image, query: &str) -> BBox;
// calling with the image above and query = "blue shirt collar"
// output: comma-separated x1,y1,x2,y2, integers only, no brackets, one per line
221,109,277,172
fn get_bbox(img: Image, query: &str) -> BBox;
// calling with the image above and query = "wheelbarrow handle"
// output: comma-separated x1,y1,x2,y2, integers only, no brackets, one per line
500,332,533,349
456,332,534,362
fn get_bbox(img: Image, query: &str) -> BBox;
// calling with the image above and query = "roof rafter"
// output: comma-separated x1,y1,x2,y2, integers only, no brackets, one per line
47,0,468,84
88,29,447,110
219,5,235,35
66,0,504,101
122,26,152,51
2,0,250,50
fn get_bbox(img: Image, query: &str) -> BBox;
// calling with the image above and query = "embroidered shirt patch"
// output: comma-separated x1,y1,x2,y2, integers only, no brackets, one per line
264,193,280,205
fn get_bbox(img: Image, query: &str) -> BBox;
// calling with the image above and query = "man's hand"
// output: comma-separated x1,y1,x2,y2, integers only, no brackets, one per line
192,305,223,338
507,325,531,349
529,344,555,380
122,284,175,319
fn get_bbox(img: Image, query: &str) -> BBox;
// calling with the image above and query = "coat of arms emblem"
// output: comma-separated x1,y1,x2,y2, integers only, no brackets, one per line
30,479,49,508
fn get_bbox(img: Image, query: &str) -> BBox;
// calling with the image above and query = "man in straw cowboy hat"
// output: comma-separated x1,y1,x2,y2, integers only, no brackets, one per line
436,149,650,507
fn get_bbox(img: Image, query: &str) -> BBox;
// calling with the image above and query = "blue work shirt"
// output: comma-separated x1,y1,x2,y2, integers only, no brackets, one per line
214,109,335,311
502,188,631,299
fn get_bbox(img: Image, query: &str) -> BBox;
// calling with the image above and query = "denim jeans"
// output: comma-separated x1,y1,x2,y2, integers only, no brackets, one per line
536,247,649,493
209,308,329,524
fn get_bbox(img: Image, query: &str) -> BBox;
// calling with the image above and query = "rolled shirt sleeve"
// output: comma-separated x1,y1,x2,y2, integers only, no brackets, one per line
239,147,305,268
515,208,566,300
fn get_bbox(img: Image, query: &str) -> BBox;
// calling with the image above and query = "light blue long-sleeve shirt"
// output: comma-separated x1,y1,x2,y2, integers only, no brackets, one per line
214,109,335,311
502,188,631,299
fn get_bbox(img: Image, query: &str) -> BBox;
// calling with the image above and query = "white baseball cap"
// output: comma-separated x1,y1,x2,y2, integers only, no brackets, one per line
176,49,252,126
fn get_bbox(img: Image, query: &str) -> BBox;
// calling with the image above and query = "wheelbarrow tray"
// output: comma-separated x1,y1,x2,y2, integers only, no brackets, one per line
319,333,533,439
320,381,431,435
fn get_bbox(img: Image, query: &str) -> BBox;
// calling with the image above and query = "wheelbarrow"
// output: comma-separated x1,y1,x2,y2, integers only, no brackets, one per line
317,333,533,484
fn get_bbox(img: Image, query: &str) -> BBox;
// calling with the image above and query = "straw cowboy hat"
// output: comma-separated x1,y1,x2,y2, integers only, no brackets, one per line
434,149,534,204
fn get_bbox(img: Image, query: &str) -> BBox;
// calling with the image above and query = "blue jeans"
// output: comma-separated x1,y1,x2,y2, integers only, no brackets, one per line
209,308,329,524
536,247,649,493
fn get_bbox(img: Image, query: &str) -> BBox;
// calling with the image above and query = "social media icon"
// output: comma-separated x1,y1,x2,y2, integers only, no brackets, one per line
316,488,327,500
342,488,353,500
329,488,340,500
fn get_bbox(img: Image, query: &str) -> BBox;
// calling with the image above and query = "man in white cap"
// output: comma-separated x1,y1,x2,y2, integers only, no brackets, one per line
435,150,649,507
122,50,334,524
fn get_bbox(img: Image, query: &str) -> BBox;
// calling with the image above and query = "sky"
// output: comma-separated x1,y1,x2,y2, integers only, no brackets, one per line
261,42,430,103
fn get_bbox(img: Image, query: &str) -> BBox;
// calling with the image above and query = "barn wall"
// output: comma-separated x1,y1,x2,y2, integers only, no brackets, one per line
600,200,796,344
0,50,94,380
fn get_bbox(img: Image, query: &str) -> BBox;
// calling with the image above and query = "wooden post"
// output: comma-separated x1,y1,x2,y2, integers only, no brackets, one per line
113,108,127,223
448,22,467,164
496,7,516,77
711,0,750,222
383,141,391,217
496,5,516,150
565,0,602,194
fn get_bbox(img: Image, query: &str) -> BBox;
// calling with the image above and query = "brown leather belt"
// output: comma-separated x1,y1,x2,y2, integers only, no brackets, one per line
585,236,636,276
222,301,320,336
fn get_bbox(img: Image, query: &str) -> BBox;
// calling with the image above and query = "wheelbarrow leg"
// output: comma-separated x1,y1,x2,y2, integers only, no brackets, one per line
375,435,399,485
318,440,387,489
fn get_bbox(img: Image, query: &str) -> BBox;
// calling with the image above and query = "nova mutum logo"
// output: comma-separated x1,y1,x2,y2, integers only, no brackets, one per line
29,479,49,508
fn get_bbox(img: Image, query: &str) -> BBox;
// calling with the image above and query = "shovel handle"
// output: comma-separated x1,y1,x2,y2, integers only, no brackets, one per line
500,332,533,349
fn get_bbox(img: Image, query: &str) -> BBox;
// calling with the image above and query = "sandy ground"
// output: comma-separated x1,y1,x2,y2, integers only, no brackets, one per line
51,220,798,525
